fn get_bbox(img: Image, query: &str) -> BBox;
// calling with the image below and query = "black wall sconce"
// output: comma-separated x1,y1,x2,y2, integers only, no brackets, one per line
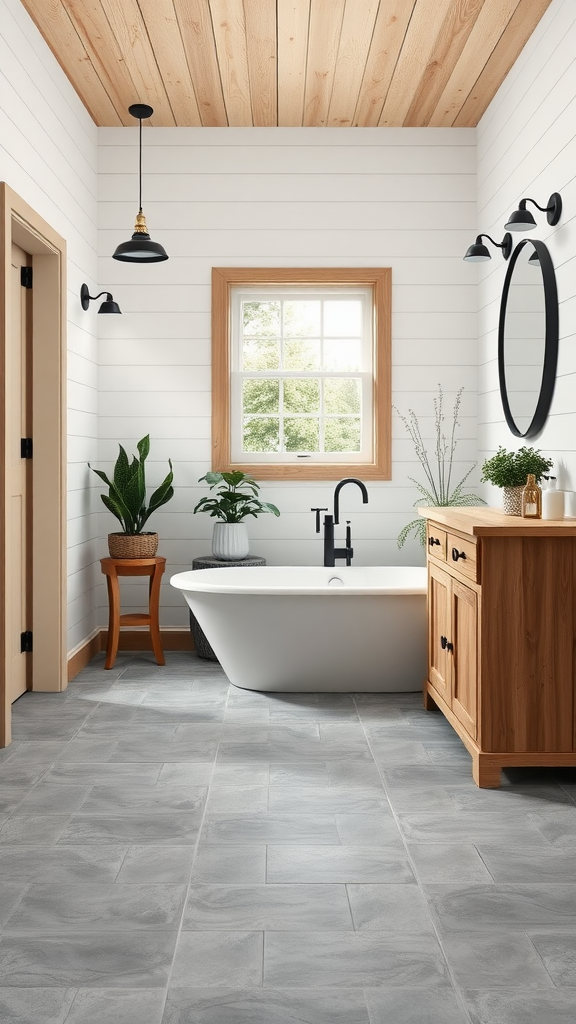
463,233,512,263
80,283,121,314
504,192,562,232
112,103,168,263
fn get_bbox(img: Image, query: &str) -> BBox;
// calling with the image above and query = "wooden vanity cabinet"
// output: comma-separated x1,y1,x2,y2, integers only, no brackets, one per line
428,561,478,741
420,507,576,787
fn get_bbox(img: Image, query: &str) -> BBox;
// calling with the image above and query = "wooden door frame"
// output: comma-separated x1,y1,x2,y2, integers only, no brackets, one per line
1,183,67,747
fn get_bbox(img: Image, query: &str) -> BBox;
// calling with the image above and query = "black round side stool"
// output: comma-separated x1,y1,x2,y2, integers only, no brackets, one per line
189,555,266,660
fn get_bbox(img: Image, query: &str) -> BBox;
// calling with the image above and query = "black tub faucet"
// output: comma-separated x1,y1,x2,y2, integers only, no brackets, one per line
311,478,369,567
333,477,369,525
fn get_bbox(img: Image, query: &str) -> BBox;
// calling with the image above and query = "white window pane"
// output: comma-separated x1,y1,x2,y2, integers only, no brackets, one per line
243,416,280,452
284,378,320,414
324,379,361,415
242,337,280,370
324,418,361,452
243,379,279,414
323,337,362,371
242,300,281,336
323,299,362,337
284,418,320,452
283,300,321,336
284,337,320,371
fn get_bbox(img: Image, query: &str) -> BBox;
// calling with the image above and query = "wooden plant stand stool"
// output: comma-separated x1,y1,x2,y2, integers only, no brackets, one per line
100,556,166,670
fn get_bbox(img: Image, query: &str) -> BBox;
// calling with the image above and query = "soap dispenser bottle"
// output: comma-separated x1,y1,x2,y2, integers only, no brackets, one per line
522,474,542,519
542,476,564,520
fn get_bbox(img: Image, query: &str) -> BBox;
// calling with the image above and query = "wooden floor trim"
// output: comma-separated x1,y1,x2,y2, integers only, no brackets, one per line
68,629,195,681
67,632,102,682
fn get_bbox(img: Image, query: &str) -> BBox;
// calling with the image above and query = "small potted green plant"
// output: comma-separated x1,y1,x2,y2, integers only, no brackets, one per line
481,446,553,515
194,471,280,560
89,435,174,557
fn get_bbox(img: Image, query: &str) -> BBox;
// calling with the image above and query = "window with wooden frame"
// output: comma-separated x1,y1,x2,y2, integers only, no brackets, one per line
211,268,391,480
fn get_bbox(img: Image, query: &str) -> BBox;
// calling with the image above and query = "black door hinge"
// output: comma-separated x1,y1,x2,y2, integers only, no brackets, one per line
21,438,33,459
21,631,33,653
20,266,32,289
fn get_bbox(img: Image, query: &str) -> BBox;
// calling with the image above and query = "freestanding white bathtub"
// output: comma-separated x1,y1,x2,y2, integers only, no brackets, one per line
170,565,427,693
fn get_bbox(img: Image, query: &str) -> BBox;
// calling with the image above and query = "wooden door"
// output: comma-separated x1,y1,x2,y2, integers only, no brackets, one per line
7,243,31,703
451,578,477,739
428,562,451,704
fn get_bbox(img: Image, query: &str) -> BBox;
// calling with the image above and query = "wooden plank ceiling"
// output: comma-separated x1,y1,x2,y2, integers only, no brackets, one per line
20,0,553,128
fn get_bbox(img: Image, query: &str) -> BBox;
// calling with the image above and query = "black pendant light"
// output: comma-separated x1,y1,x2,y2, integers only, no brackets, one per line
112,104,168,263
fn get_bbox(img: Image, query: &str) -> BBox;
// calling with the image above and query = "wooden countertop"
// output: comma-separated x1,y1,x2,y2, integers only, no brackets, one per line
417,505,576,537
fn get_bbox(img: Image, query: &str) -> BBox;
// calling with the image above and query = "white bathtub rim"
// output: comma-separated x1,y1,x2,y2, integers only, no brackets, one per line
170,564,427,597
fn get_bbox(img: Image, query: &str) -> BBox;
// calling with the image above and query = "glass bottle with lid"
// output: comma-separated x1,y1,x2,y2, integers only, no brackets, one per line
522,474,542,519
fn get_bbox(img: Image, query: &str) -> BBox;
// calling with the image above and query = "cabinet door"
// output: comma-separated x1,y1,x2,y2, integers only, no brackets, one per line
428,562,451,704
451,578,478,739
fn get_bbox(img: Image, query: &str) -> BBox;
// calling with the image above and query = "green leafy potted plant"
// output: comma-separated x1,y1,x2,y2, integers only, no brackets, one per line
481,446,553,516
89,435,174,557
396,386,486,547
194,471,280,560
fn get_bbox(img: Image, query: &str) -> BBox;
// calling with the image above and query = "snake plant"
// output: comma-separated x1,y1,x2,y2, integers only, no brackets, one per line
89,434,174,534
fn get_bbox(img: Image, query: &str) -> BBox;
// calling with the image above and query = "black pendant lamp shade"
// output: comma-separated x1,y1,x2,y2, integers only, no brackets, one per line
112,104,168,263
463,233,512,263
504,192,562,232
80,283,121,314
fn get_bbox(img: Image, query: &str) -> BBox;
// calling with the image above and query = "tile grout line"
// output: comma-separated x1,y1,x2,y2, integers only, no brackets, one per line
524,929,560,990
156,661,235,1021
352,693,476,1024
2,662,131,1020
0,680,121,830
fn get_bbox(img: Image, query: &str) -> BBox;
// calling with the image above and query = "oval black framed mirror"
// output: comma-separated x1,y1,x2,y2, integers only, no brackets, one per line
498,237,558,438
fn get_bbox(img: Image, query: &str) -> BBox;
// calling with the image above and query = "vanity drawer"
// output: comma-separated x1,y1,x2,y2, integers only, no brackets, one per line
447,532,478,582
427,525,447,560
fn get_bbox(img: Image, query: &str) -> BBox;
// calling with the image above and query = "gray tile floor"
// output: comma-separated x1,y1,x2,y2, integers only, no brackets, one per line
1,651,576,1024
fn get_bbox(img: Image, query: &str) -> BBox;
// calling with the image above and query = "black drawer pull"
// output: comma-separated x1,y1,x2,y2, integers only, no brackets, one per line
440,635,454,653
452,547,466,561
428,536,441,547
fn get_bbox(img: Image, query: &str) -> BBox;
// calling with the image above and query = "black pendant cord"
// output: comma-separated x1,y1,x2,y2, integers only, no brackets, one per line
127,103,154,217
139,116,143,212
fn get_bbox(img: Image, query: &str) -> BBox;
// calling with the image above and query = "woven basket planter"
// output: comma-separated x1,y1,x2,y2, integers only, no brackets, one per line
108,532,159,559
502,486,524,516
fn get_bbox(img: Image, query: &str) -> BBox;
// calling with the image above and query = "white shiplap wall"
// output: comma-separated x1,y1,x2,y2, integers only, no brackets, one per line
98,127,478,627
0,0,99,656
477,0,576,504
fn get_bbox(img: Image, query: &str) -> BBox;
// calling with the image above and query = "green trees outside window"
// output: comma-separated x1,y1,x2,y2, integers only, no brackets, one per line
239,298,363,456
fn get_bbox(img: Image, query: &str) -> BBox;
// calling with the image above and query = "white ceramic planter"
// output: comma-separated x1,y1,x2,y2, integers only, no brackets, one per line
212,522,249,560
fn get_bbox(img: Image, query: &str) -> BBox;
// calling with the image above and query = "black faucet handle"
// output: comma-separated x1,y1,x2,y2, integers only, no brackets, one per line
311,507,328,533
345,522,353,565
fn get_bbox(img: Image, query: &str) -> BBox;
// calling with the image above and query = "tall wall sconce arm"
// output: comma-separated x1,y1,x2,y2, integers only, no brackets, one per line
504,192,562,232
80,283,122,314
463,233,512,263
